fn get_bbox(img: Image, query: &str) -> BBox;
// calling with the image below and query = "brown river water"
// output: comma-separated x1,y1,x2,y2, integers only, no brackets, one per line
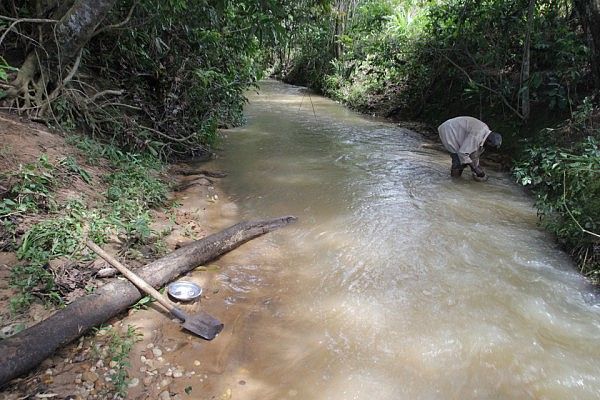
117,79,600,400
198,80,600,400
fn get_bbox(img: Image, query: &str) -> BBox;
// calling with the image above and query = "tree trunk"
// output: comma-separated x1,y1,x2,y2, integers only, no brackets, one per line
0,216,297,387
5,0,117,112
520,0,536,120
574,0,600,89
52,0,117,68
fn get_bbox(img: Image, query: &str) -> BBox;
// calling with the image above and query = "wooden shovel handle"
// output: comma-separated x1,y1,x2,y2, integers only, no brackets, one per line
86,240,176,314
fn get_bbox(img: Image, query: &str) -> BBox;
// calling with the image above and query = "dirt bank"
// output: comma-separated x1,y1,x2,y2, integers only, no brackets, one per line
0,113,258,399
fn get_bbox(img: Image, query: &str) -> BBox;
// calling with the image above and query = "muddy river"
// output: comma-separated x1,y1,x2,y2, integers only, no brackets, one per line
198,80,600,400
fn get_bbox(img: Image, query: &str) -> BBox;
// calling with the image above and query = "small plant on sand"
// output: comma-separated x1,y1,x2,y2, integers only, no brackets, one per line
92,325,142,398
58,156,93,184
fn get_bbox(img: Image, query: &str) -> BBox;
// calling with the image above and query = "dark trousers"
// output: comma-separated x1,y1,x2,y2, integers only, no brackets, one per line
450,153,462,169
450,153,463,177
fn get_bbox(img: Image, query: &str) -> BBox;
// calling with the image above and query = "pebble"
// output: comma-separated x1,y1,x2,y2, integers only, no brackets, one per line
82,371,99,383
140,355,147,363
172,369,183,378
147,343,154,349
0,325,16,337
152,348,163,357
160,377,173,388
193,360,201,366
145,360,158,371
109,360,118,368
158,390,171,400
95,360,104,368
94,380,105,390
128,378,140,388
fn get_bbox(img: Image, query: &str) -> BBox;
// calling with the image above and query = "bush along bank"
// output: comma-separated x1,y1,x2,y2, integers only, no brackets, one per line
513,101,600,283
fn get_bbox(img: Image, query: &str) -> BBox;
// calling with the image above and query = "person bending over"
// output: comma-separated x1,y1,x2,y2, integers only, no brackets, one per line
438,116,502,182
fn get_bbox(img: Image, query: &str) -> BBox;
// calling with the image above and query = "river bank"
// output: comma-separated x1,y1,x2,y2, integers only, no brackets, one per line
0,112,257,399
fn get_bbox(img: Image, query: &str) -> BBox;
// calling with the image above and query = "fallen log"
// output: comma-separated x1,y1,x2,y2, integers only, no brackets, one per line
0,216,297,387
176,168,227,178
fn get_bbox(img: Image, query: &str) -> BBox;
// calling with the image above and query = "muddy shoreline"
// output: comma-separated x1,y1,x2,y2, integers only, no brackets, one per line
1,164,256,400
0,112,267,399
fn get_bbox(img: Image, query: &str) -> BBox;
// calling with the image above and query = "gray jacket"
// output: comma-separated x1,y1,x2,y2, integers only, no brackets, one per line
438,116,491,165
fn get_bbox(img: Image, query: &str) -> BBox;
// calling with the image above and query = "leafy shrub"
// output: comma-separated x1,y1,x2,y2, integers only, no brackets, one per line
514,121,600,281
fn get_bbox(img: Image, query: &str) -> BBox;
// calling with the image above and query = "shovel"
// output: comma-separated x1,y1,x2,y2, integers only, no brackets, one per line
86,240,223,340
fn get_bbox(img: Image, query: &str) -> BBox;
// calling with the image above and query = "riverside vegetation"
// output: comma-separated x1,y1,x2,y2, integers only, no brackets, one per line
1,135,168,313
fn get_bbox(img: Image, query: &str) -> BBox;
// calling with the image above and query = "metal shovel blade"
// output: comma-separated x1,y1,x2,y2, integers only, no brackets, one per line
181,310,224,340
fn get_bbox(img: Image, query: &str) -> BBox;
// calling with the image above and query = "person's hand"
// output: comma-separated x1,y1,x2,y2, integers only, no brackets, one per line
472,172,488,182
471,165,486,177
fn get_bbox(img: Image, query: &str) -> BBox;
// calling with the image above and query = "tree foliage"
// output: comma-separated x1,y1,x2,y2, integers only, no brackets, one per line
0,0,309,156
285,0,590,126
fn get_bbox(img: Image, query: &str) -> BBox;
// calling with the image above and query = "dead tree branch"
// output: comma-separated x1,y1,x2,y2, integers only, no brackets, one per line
442,53,525,120
92,0,140,37
0,16,58,46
